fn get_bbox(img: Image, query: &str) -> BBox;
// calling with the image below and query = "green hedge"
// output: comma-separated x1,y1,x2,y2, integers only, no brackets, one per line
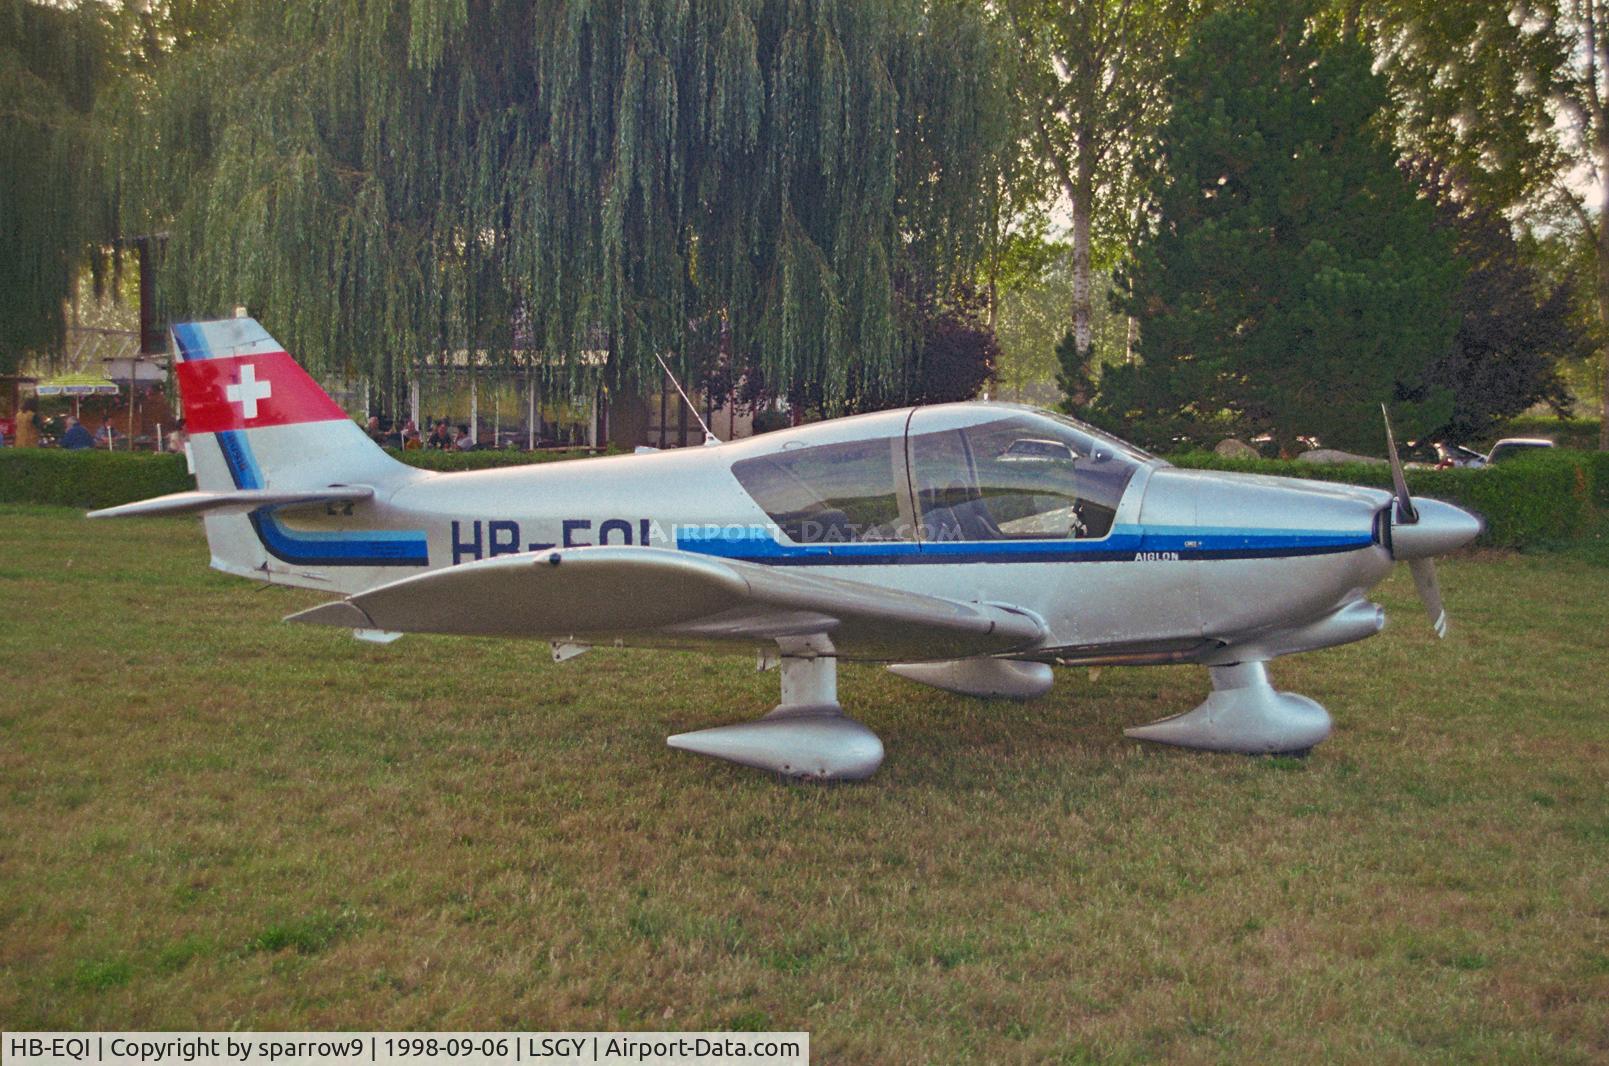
0,450,195,510
0,446,609,509
383,447,604,471
1586,451,1609,509
3,442,1602,549
1170,450,1600,548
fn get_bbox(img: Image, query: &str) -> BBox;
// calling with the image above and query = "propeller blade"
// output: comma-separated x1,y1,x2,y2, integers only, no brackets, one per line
1380,403,1418,524
1408,558,1448,638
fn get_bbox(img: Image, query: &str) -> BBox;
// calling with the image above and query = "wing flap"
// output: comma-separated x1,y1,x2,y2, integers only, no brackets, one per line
286,545,1044,660
87,486,374,519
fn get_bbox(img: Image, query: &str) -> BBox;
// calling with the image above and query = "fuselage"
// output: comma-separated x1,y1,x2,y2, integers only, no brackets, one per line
246,402,1404,662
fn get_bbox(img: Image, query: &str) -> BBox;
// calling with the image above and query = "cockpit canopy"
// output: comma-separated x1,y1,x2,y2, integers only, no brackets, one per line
730,406,1152,545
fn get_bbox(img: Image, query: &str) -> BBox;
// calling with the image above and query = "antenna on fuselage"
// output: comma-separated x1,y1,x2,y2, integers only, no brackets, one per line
653,350,720,445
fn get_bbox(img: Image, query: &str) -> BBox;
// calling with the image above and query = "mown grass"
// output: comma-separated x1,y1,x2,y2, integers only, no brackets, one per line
0,503,1605,1062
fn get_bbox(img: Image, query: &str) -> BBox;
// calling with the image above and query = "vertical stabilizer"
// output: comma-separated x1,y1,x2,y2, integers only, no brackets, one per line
172,316,426,587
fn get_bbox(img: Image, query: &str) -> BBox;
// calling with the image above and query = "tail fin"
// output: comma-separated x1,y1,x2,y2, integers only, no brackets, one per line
171,315,426,586
173,315,404,493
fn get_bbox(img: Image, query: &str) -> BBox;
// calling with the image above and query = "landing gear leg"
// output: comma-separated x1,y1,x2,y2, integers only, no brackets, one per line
1124,661,1332,755
666,639,885,780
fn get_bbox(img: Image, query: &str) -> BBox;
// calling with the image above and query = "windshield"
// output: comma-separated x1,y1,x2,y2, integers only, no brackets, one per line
908,412,1142,541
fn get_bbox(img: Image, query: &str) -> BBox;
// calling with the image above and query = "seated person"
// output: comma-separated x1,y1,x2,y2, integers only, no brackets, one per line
61,417,94,450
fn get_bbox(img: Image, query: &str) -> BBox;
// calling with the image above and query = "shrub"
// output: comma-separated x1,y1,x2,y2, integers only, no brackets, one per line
386,447,601,471
0,446,606,509
1585,451,1609,509
0,450,192,509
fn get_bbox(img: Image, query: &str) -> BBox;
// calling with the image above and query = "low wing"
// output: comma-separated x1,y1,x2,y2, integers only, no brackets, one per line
87,485,374,519
286,545,1045,661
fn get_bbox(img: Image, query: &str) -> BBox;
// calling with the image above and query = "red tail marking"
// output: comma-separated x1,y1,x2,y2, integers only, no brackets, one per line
178,352,348,434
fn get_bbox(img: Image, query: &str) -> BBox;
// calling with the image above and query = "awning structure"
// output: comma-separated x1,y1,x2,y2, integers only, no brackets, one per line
36,373,120,397
101,355,168,384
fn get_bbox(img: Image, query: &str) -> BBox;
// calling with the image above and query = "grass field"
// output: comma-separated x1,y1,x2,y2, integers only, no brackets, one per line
1,504,1605,1062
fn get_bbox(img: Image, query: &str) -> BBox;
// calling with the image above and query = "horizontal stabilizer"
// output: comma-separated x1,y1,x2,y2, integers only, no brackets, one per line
87,486,374,519
286,545,1046,661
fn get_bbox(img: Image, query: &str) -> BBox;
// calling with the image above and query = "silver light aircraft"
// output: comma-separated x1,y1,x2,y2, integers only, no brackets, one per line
92,316,1482,779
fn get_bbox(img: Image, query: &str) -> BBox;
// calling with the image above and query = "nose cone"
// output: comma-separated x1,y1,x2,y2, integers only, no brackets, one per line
1390,498,1483,559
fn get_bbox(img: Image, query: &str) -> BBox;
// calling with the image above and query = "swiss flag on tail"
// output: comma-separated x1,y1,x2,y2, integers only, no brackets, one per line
178,352,348,433
173,318,349,433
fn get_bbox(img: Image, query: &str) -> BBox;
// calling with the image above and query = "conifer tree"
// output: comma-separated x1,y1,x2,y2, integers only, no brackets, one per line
1112,0,1462,453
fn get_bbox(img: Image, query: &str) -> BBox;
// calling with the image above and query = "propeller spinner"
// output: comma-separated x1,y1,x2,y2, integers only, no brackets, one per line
1379,406,1483,637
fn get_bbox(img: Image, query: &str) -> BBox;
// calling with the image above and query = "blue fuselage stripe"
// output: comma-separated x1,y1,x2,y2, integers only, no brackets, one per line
674,526,1373,565
215,430,429,567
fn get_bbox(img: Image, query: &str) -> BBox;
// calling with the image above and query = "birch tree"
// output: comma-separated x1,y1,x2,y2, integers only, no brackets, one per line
1004,0,1195,366
1555,0,1609,447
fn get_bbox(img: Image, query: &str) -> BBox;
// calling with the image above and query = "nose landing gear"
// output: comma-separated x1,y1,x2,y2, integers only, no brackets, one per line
1124,661,1332,756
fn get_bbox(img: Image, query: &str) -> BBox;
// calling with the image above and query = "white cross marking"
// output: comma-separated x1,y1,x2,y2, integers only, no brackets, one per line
225,364,273,420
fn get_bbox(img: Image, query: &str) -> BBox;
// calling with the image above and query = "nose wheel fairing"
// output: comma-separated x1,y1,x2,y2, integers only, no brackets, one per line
666,648,885,780
667,703,885,781
1124,661,1332,755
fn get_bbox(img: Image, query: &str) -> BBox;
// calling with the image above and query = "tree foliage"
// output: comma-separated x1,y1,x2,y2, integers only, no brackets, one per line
116,0,1010,406
715,284,1000,415
1348,0,1567,210
904,289,999,405
0,0,120,371
1054,328,1096,414
993,244,1134,407
1543,0,1609,447
1004,0,1194,362
1409,176,1582,442
1340,0,1609,448
1109,0,1462,452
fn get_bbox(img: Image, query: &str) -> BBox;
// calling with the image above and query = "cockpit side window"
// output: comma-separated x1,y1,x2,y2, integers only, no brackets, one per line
731,437,912,543
908,415,1139,541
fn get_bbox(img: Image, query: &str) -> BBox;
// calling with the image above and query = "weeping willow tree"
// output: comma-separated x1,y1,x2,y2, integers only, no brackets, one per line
0,0,119,373
115,0,1009,406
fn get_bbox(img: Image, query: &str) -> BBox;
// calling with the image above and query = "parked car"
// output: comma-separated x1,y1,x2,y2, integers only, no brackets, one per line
1433,442,1488,469
1485,438,1555,465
